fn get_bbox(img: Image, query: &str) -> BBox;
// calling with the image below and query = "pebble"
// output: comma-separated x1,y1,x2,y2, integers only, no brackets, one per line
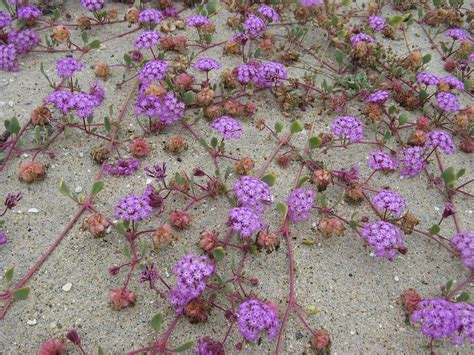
79,152,84,157
27,319,37,326
8,100,14,108
49,322,57,329
350,329,356,335
394,276,400,282
28,208,39,214
62,283,72,292
74,187,83,193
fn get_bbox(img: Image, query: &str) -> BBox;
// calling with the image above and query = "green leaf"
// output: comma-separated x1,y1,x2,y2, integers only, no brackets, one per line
123,245,131,258
296,176,310,188
89,40,101,49
445,280,454,294
261,173,276,187
123,53,132,65
7,117,20,135
422,54,431,64
212,247,225,261
0,152,5,161
418,89,428,100
172,341,195,353
335,48,344,66
104,116,111,133
308,136,322,149
98,346,105,355
4,266,14,283
115,222,128,236
428,224,440,235
12,287,30,301
319,194,328,208
210,137,218,149
223,283,235,293
150,313,163,332
184,91,195,105
274,122,283,133
388,105,397,114
290,120,303,134
456,168,465,179
441,167,456,186
387,15,404,27
58,178,71,197
276,202,288,220
398,112,409,125
455,291,469,302
91,180,104,196
81,31,89,44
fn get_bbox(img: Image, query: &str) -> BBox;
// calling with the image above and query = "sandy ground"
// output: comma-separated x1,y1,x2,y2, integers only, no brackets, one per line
0,1,473,354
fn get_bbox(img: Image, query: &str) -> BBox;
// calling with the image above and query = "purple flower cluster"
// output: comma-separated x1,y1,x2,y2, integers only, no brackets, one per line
17,6,41,21
0,231,7,247
7,29,39,54
227,207,265,238
238,299,279,342
365,90,390,105
139,60,168,84
193,57,221,72
368,151,398,171
135,31,160,50
416,71,439,86
0,11,12,30
114,194,153,222
105,158,140,176
258,6,280,23
210,116,242,140
243,14,266,39
144,162,167,181
287,188,314,223
411,298,474,345
399,146,425,177
80,0,105,11
331,116,365,143
450,231,474,269
350,33,375,46
0,44,18,72
435,92,461,112
369,16,387,31
135,91,185,126
256,62,288,87
425,130,456,154
372,189,407,217
169,255,215,314
44,82,104,118
441,75,464,90
445,28,469,41
236,63,258,85
234,176,271,212
139,9,163,25
301,0,321,7
361,221,405,260
195,337,224,355
139,262,159,283
56,57,83,78
186,15,210,28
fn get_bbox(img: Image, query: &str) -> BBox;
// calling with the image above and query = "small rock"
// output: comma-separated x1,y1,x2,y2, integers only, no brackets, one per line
79,152,84,157
8,100,14,108
62,283,72,292
27,319,37,326
49,321,57,329
74,187,83,193
28,208,39,214
394,276,400,282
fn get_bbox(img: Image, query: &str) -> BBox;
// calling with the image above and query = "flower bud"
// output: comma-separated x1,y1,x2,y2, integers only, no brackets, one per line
401,288,420,314
109,288,137,310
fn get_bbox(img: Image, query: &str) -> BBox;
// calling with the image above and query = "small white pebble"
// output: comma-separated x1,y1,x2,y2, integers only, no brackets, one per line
17,210,22,214
79,152,84,157
74,187,83,193
22,154,29,158
369,252,375,257
27,319,37,326
48,322,57,329
434,206,440,211
8,100,14,107
28,208,39,214
146,178,153,184
62,283,72,292
350,330,356,335
394,276,400,282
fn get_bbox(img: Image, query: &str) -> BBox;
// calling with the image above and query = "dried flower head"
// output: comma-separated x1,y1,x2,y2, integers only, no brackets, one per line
318,218,345,238
153,224,176,249
82,213,109,238
18,161,45,183
109,288,137,310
